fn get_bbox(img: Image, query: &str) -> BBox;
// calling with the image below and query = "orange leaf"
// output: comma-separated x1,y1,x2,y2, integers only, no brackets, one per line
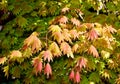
69,29,79,40
88,45,99,57
58,16,68,24
76,57,87,69
24,32,42,53
0,57,7,65
32,57,42,75
87,28,98,40
62,29,71,42
52,31,64,43
71,18,80,26
60,42,74,58
10,50,22,59
42,50,53,62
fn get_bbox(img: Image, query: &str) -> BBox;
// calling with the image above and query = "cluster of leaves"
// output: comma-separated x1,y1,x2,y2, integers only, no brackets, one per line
1,0,120,84
1,5,120,84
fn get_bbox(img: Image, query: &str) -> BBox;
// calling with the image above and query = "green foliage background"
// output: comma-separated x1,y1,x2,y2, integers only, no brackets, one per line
0,0,120,84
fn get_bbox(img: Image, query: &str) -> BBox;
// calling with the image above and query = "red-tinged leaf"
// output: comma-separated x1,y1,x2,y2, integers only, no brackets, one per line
49,25,62,33
87,28,98,40
31,36,42,53
69,29,79,40
42,50,53,62
60,42,71,54
69,70,75,80
24,32,39,46
60,42,74,58
58,16,68,24
22,44,28,50
24,32,42,53
74,71,80,83
49,42,61,57
76,57,87,69
71,18,80,26
61,7,69,13
44,63,52,78
62,29,71,42
106,24,117,34
32,57,42,75
52,31,64,43
35,61,42,75
0,57,7,65
88,45,99,57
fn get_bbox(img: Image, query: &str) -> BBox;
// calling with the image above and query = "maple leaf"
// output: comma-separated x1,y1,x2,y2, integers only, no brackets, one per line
106,24,117,34
0,57,7,65
32,57,42,75
100,69,111,79
87,28,98,40
71,18,80,26
84,23,94,29
42,50,53,62
67,51,74,59
62,29,71,42
22,47,32,58
88,45,99,58
61,7,69,13
69,29,79,40
52,31,64,43
76,57,87,69
10,50,22,59
72,44,79,53
44,63,52,78
107,59,118,69
115,75,120,84
60,42,74,58
69,70,75,80
49,42,61,57
49,25,62,33
58,16,68,24
3,66,9,78
24,32,42,53
74,71,80,83
31,36,42,53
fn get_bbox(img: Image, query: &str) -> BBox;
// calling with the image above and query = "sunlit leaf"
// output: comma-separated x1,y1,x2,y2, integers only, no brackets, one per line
49,42,61,57
71,18,80,26
3,66,9,78
88,45,99,58
60,42,74,58
49,25,62,33
0,57,7,65
24,32,42,53
87,28,98,40
42,50,53,62
58,16,68,24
